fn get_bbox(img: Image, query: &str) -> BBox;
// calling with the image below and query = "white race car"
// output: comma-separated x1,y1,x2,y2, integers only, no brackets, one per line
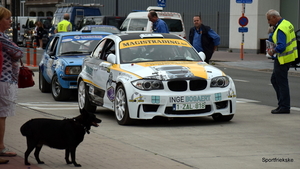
77,33,236,125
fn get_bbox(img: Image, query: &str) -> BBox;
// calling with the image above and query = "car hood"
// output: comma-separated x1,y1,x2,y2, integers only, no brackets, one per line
59,55,88,65
119,61,225,80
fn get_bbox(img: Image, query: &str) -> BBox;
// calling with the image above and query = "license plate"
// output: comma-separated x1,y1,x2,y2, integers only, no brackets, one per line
173,102,206,111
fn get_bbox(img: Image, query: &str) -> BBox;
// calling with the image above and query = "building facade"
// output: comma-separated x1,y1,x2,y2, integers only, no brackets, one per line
1,0,299,53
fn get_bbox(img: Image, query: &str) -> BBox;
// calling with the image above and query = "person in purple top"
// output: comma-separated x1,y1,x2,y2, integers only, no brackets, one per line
189,15,220,63
148,11,169,33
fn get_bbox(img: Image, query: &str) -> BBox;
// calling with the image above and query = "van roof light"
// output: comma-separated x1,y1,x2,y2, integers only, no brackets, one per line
140,33,164,39
147,6,163,11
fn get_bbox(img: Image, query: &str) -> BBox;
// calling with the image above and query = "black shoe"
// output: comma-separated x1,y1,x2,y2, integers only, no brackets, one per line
271,108,290,114
271,107,279,112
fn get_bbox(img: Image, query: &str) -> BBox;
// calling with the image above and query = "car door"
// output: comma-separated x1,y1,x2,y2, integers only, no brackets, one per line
40,37,58,83
44,36,59,82
85,39,107,105
93,39,116,107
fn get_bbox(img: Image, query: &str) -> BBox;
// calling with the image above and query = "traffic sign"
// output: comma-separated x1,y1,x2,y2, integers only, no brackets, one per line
238,27,248,33
236,0,253,3
239,16,249,27
157,0,166,7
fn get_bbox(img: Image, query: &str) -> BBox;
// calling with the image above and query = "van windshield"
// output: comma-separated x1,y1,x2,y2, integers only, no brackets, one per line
128,19,148,31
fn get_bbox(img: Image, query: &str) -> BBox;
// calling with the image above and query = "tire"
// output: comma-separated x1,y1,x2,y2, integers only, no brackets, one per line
114,85,132,125
78,80,97,112
39,69,51,93
212,114,234,122
51,75,71,101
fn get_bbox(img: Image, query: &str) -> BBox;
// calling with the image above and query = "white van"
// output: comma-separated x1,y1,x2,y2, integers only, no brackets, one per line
120,8,186,38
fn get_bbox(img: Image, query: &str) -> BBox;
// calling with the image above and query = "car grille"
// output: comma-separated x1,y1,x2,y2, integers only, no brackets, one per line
167,78,207,91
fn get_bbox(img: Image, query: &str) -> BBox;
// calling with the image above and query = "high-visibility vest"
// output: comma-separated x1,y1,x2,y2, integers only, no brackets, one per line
272,19,298,65
57,20,72,32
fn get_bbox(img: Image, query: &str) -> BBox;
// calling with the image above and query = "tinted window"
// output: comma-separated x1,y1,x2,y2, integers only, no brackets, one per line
162,19,183,32
106,17,125,28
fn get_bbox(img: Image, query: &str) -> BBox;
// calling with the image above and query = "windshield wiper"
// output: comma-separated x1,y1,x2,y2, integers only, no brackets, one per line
60,51,87,55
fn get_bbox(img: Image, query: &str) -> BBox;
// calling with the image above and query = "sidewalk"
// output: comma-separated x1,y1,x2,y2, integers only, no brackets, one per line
211,51,300,75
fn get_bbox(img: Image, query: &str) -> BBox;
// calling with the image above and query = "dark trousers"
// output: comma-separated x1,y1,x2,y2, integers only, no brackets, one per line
271,59,290,109
35,36,40,47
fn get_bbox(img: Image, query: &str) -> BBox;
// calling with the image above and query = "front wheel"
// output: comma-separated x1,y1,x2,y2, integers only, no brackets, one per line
39,69,51,93
212,114,234,122
78,80,97,112
114,85,132,125
51,75,71,101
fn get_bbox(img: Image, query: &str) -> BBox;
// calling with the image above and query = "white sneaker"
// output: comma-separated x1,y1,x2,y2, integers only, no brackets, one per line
36,47,43,50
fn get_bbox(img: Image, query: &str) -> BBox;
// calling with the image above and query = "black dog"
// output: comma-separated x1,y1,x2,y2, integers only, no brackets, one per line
20,109,101,167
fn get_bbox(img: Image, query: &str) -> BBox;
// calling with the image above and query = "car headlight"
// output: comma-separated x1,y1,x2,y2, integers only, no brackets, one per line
210,76,229,88
132,79,164,90
65,66,81,75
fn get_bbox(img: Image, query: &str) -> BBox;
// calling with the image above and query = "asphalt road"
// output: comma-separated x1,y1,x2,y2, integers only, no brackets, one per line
215,65,300,110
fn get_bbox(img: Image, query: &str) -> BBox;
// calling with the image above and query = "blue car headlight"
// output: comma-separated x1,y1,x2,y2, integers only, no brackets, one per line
65,66,81,75
132,79,164,90
210,76,229,88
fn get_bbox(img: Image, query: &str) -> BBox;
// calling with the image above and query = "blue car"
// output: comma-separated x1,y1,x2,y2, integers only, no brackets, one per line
39,30,112,101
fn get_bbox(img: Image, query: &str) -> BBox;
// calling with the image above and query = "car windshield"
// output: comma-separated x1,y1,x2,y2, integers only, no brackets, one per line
58,35,105,55
120,38,202,63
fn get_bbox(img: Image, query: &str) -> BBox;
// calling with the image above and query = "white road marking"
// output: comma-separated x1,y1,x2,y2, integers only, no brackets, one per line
291,107,300,111
236,98,260,103
233,79,249,82
19,102,78,110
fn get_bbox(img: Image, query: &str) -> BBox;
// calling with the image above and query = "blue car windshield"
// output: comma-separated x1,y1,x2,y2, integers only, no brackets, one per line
58,35,105,55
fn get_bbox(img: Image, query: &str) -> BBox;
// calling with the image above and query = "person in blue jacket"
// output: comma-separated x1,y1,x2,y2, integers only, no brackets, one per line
148,11,169,33
189,15,220,63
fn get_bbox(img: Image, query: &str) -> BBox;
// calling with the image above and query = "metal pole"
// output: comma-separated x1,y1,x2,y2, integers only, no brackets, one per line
12,0,18,44
116,0,118,16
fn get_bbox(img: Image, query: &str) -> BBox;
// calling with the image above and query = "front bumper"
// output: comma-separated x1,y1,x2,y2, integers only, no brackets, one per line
126,86,237,119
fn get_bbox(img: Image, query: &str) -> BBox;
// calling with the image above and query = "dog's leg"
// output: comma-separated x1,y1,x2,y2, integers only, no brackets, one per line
70,147,81,167
34,144,45,164
24,138,36,165
65,148,72,164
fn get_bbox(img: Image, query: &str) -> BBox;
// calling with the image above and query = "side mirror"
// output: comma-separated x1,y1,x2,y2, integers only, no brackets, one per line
48,51,55,57
198,52,206,62
107,54,117,64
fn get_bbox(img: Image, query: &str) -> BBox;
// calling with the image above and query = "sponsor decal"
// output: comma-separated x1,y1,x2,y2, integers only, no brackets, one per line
228,88,237,98
85,65,93,76
106,72,114,101
215,93,222,101
62,35,104,42
169,95,211,103
149,65,194,80
107,86,115,101
151,96,160,104
135,62,208,79
129,92,144,102
120,38,191,49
